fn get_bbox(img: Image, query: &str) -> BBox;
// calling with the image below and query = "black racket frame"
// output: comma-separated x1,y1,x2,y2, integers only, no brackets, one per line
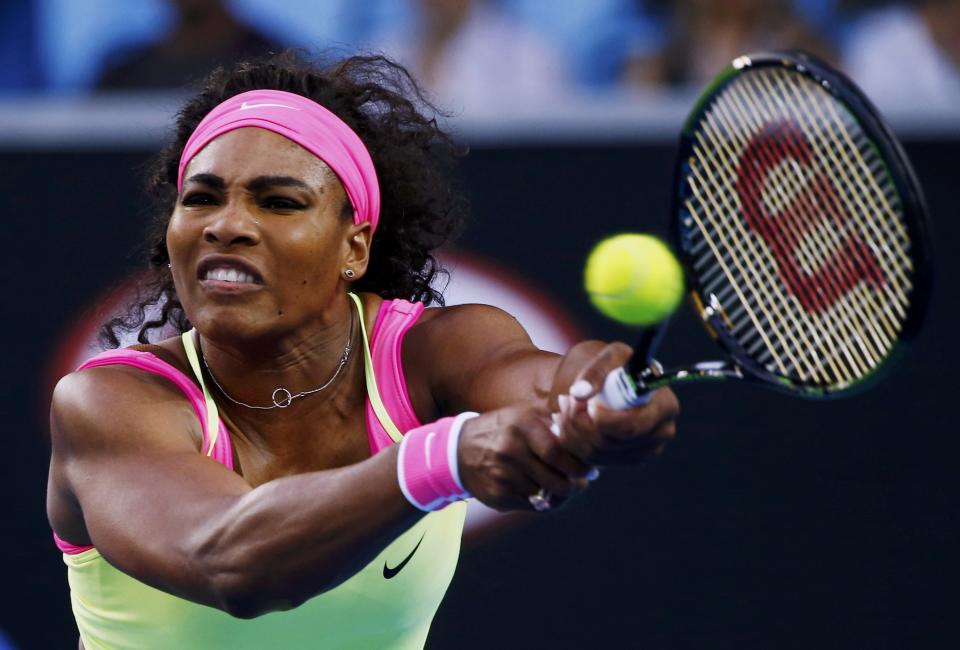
631,50,933,400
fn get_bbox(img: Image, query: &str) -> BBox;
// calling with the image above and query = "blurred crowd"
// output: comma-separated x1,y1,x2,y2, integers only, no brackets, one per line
2,0,959,113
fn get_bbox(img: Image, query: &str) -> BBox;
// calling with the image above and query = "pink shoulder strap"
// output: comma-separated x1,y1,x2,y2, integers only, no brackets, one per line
364,299,425,454
54,348,234,554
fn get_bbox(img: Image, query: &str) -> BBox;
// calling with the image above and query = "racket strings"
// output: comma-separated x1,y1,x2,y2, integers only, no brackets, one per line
691,118,858,383
730,71,906,379
684,185,796,376
684,67,915,388
689,139,851,382
698,95,874,382
718,85,892,374
701,106,885,383
762,71,912,299
748,71,911,337
745,76,904,372
687,145,824,379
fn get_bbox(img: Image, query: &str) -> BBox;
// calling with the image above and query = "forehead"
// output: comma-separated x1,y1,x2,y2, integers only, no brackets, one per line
183,127,333,186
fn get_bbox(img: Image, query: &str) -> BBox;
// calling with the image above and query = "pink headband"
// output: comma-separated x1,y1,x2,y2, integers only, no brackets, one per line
177,89,380,234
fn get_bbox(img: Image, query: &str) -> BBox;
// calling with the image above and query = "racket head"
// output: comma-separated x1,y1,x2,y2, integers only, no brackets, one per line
671,50,933,398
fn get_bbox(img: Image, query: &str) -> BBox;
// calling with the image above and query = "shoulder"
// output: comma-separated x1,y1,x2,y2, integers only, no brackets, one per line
412,303,530,345
406,302,535,367
50,351,201,455
56,337,192,415
402,302,552,413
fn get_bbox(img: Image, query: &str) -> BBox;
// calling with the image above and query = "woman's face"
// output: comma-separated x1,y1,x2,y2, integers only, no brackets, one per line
167,127,366,343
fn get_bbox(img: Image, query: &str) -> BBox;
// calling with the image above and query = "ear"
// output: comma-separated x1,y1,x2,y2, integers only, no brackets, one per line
341,221,372,281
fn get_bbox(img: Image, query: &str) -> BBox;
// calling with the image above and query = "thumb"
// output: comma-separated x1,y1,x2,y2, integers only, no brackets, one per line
568,341,634,402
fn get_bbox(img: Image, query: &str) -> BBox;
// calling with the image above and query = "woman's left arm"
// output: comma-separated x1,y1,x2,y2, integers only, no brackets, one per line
406,304,679,467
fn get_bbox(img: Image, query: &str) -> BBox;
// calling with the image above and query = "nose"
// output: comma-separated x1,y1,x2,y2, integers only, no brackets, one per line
202,202,260,247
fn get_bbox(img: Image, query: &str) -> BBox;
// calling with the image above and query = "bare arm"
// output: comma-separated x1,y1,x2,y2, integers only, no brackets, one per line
405,304,562,415
48,366,421,619
406,304,679,493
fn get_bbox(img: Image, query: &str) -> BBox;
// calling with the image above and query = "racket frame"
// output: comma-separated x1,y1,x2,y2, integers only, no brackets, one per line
665,50,933,399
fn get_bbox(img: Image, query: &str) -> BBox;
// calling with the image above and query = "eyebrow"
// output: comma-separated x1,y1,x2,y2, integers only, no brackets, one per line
184,173,226,190
182,174,314,194
246,175,313,194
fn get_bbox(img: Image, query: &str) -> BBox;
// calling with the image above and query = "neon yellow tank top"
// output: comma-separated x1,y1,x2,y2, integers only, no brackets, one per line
62,295,466,649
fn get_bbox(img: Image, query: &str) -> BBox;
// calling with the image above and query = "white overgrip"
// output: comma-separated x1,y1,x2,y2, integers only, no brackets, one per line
596,366,651,410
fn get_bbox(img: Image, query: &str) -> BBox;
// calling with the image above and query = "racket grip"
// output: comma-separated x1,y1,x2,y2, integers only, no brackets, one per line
547,367,647,488
596,367,651,410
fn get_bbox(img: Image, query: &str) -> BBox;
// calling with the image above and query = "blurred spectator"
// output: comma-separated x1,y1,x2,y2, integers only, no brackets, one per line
0,0,45,91
842,0,960,112
96,0,279,90
624,0,835,88
373,0,570,110
501,0,664,88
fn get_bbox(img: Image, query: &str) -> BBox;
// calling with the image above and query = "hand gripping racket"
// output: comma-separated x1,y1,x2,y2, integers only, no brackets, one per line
597,50,933,410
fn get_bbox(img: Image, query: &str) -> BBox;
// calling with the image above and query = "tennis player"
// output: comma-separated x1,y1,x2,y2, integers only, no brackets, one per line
46,53,678,649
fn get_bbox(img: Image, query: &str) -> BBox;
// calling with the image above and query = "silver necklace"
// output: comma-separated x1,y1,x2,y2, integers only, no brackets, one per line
199,310,355,410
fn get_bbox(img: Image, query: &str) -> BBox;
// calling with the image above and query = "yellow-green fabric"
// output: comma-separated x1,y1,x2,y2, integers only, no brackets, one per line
64,295,466,649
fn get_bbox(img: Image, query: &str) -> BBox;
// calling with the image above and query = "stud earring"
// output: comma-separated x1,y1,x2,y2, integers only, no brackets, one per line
344,269,356,280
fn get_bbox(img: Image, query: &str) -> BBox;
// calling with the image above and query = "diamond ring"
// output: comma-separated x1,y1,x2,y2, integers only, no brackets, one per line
528,489,552,512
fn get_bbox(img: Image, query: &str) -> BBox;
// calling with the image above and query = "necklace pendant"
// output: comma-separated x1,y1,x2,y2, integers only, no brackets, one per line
271,387,294,408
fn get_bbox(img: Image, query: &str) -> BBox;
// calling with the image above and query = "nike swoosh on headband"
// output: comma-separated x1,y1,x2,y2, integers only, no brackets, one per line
382,532,426,580
240,102,298,110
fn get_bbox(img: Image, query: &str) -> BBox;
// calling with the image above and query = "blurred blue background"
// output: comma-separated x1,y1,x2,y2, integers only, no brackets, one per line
3,0,959,115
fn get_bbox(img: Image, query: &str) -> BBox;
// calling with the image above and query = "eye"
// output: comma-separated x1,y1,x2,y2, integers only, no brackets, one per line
181,192,218,207
261,196,306,211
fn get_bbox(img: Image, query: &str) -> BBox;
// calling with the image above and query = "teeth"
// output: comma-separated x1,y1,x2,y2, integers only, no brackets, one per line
205,267,256,283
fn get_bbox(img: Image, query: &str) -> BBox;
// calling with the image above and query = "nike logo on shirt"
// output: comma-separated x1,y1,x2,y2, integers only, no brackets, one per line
383,532,426,579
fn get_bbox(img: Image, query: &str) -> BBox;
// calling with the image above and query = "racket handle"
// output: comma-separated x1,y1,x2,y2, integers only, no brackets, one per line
596,366,652,410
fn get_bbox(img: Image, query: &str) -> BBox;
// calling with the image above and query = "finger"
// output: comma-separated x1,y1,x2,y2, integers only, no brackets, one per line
476,458,545,511
591,387,680,441
525,455,588,498
514,414,590,495
589,420,677,465
556,402,605,462
568,341,634,402
525,416,594,480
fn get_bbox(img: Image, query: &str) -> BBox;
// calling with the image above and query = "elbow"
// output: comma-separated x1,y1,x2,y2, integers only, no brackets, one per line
213,577,267,620
208,568,305,620
188,490,341,618
208,560,349,619
202,553,266,619
191,527,302,619
198,542,322,619
218,590,279,620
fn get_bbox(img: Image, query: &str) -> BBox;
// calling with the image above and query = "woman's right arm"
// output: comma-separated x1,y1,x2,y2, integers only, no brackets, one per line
47,365,422,619
48,364,586,619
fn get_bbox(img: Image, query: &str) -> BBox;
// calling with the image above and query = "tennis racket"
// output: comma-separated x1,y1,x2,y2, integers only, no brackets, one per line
598,50,932,409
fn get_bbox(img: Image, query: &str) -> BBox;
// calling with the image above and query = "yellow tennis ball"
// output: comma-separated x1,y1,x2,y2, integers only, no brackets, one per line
584,234,684,326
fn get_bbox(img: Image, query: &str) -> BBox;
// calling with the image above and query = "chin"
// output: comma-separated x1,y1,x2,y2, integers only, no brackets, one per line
191,307,281,344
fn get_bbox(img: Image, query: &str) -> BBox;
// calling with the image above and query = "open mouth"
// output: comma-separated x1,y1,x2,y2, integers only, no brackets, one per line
196,255,264,289
203,267,260,284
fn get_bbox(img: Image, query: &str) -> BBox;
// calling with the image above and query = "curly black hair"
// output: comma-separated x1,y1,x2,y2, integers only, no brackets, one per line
102,51,467,347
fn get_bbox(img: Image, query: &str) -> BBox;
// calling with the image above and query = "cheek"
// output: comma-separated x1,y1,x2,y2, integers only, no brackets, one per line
165,212,201,296
165,212,191,258
278,224,346,283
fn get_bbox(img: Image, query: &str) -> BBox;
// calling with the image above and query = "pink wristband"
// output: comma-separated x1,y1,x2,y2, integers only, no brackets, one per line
397,412,478,512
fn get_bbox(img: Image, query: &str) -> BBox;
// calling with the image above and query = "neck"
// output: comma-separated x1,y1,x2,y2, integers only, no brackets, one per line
197,295,360,413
